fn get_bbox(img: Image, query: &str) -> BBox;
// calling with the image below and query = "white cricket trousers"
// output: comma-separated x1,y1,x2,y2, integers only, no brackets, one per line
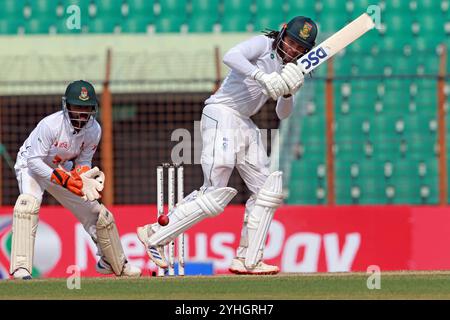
200,104,273,258
200,104,271,193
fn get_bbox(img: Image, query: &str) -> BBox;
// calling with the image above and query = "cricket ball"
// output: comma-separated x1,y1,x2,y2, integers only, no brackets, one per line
158,214,169,226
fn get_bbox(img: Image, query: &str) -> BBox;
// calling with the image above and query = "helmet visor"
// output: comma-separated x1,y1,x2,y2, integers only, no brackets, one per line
277,32,310,64
63,97,97,130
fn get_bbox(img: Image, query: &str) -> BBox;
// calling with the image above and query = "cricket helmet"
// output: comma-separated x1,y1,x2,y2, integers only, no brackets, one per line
284,16,318,50
275,16,318,63
62,80,98,131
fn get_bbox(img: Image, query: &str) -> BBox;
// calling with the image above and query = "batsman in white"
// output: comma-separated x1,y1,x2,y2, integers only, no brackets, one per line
10,80,141,279
137,16,317,275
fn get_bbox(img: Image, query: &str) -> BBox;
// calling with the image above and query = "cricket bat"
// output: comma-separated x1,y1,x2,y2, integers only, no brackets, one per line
298,13,376,74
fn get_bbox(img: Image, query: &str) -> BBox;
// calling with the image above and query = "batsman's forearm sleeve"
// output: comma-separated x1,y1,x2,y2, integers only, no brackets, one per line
275,95,293,120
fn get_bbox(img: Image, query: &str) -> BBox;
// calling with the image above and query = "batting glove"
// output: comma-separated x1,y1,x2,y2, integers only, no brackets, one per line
253,70,289,100
281,63,305,96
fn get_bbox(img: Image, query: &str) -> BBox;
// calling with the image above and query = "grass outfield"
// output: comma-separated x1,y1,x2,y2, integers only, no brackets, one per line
1,271,450,299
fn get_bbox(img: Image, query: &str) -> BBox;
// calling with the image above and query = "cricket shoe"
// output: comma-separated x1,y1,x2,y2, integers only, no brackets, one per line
229,257,280,275
12,268,32,280
137,225,168,269
96,258,142,277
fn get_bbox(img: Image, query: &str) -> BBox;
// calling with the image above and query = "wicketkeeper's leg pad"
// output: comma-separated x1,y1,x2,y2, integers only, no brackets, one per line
96,205,127,276
10,194,41,275
148,187,237,246
245,171,283,269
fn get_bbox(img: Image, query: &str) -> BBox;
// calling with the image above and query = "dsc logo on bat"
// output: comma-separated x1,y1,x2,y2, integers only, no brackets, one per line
299,46,329,71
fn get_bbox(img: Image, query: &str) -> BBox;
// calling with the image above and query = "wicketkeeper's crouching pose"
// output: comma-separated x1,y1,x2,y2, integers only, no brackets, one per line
10,80,141,279
137,16,318,275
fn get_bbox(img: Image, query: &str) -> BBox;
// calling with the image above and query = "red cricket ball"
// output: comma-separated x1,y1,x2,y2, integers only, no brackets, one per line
158,214,169,226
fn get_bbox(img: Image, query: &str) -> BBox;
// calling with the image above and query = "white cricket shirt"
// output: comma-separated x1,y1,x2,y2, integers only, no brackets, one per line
15,110,101,180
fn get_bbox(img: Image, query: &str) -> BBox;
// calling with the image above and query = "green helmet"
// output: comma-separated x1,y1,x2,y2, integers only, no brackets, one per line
285,16,318,50
274,16,318,64
62,80,98,131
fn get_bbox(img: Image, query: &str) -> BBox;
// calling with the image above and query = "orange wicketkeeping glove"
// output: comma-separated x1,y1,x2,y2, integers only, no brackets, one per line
73,165,90,175
51,168,83,196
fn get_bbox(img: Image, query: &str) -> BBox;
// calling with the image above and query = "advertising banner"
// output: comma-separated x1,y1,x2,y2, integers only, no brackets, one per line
1,205,450,278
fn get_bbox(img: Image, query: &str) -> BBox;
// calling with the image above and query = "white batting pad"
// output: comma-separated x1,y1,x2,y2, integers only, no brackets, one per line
96,205,127,275
245,171,284,269
10,194,41,275
148,187,237,246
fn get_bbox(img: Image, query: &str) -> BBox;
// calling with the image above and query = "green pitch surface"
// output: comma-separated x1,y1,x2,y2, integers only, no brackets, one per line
1,271,450,300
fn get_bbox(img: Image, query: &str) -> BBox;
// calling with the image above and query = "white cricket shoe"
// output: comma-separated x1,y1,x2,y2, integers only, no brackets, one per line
96,258,141,278
137,225,168,269
229,257,280,275
12,268,32,280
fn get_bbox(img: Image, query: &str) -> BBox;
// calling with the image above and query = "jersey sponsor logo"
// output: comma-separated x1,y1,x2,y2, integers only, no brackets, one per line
55,141,70,149
79,87,89,101
299,46,329,71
